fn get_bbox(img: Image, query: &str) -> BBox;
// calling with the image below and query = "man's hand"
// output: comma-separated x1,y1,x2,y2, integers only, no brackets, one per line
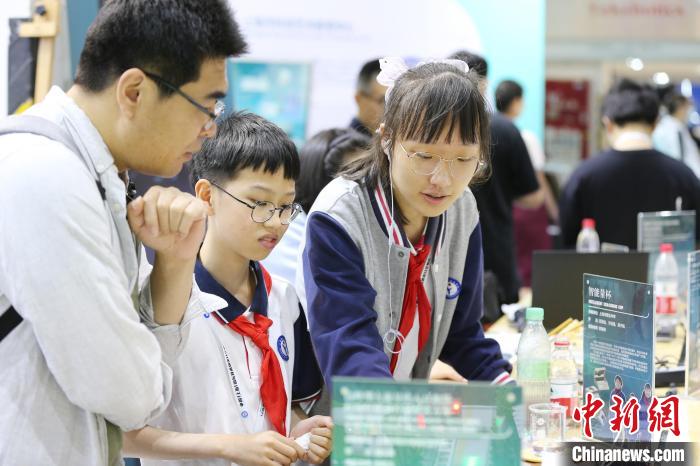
290,415,333,464
127,186,211,261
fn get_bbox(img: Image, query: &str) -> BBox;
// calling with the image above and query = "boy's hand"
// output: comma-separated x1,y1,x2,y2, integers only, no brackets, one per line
217,430,306,466
290,415,333,464
127,186,211,261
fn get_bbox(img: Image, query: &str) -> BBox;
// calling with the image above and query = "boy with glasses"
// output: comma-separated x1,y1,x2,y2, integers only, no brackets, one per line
0,1,246,464
126,112,332,466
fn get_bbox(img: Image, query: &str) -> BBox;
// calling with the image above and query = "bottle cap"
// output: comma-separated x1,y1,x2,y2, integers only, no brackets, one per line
525,307,544,321
582,218,595,229
554,337,570,347
660,243,673,253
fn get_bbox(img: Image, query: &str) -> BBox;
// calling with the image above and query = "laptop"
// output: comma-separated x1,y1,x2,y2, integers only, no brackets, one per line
531,250,687,387
531,251,649,330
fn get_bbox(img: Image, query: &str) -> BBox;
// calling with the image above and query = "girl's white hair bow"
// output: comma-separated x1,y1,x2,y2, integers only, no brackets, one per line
376,56,470,103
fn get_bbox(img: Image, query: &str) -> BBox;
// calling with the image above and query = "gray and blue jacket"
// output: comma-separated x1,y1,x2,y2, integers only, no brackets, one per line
298,177,513,387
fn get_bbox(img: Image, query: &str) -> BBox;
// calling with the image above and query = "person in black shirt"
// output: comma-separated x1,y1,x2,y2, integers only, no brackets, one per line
350,59,387,137
559,78,700,249
450,51,543,309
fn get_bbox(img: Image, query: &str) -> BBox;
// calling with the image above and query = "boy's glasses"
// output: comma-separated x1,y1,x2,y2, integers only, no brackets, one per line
210,181,302,225
398,142,484,180
142,70,224,131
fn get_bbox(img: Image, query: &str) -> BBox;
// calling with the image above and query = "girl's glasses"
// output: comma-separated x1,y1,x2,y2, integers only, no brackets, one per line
398,142,484,179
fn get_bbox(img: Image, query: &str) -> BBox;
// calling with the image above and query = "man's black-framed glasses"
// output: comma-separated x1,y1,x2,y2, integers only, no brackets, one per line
142,70,224,131
210,181,302,225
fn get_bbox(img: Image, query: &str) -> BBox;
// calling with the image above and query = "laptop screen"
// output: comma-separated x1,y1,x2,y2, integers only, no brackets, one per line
531,251,649,330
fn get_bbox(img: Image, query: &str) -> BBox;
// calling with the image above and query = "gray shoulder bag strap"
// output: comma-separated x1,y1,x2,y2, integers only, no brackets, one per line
0,115,106,341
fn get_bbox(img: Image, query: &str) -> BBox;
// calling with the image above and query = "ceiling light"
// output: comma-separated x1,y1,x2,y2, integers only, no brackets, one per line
653,72,670,85
625,57,644,71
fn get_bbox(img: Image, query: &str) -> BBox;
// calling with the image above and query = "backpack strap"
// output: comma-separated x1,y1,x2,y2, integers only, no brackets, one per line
0,115,106,200
0,115,106,341
0,306,22,342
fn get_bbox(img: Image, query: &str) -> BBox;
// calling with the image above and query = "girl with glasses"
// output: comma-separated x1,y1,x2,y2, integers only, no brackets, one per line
298,58,515,419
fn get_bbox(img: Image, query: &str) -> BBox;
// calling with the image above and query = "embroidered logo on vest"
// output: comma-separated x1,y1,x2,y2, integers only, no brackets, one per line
446,277,462,299
277,335,290,361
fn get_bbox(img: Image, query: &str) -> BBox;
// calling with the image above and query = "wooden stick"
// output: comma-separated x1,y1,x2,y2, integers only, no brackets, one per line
560,319,583,336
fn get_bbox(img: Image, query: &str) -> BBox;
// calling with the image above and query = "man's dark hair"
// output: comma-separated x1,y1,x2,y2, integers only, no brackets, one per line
296,128,370,212
356,59,381,94
495,80,523,113
191,112,300,186
75,0,248,95
662,88,691,115
449,50,488,78
602,78,659,127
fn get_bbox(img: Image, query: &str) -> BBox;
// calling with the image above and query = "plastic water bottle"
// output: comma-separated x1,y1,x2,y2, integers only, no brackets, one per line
654,243,679,336
549,337,578,421
576,218,600,252
517,307,551,411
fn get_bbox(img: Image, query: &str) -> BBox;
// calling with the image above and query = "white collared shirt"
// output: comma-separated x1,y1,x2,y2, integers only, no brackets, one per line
142,274,300,466
653,114,700,178
0,87,173,465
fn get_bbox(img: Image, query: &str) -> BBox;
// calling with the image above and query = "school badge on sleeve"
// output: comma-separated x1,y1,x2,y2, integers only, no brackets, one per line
446,277,462,299
277,335,290,361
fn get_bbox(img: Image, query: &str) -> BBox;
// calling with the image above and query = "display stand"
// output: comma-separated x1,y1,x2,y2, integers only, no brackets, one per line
18,0,61,103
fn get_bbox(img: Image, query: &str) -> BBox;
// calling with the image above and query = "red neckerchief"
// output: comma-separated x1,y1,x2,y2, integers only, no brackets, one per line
224,267,287,435
389,238,432,374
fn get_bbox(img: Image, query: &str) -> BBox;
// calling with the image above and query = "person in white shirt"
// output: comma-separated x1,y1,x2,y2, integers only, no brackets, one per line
262,128,370,284
0,1,247,465
653,89,700,178
126,112,332,466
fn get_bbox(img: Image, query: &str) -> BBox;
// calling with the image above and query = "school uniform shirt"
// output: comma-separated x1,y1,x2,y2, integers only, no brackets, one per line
297,177,513,411
0,87,173,466
142,261,321,466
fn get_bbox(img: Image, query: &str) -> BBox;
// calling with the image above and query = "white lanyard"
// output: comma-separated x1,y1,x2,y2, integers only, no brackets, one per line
207,315,267,434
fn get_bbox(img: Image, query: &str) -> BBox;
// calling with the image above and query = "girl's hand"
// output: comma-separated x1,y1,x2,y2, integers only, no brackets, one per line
303,425,333,464
429,359,467,383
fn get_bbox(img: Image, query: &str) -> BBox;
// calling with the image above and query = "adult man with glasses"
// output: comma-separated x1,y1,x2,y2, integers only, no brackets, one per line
350,59,388,137
0,1,246,465
142,71,226,132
